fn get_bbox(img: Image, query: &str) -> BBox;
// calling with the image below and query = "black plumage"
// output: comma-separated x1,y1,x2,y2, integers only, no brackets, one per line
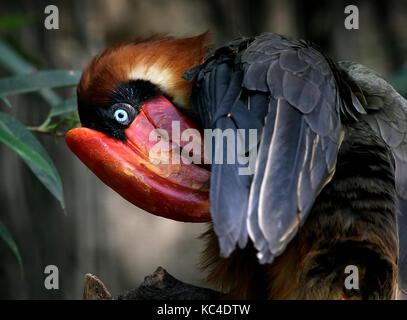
78,79,161,140
185,33,407,298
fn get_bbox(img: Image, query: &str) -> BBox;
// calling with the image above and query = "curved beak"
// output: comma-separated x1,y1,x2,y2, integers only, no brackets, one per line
66,96,210,222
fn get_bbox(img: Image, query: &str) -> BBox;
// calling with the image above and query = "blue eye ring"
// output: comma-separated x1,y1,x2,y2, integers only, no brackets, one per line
114,108,129,123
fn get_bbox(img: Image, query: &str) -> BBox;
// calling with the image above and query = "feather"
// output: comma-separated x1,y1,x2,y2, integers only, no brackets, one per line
257,100,305,255
188,33,348,263
247,98,278,262
339,61,407,293
338,61,407,200
78,32,211,112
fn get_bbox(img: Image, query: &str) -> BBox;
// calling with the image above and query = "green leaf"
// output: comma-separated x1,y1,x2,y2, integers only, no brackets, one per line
0,112,64,208
0,39,62,107
0,37,35,74
0,95,11,107
0,70,81,97
50,96,78,118
0,15,31,31
0,219,23,274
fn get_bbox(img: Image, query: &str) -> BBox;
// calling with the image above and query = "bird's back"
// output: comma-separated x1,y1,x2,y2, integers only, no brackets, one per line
194,34,404,299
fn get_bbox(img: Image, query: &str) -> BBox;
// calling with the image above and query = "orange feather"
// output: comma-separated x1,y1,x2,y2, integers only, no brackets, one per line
78,32,212,111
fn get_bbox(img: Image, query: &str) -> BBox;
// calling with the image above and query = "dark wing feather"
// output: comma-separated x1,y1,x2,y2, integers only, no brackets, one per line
242,34,351,262
186,33,360,262
339,61,407,292
187,38,264,257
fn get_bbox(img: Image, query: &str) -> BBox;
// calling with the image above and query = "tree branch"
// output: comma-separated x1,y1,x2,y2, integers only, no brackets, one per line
83,273,112,300
27,126,66,137
83,267,221,300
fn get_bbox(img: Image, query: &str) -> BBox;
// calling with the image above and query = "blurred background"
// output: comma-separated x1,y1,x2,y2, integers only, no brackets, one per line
0,0,406,299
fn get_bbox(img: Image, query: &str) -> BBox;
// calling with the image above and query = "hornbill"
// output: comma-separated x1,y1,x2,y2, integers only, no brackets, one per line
66,32,407,299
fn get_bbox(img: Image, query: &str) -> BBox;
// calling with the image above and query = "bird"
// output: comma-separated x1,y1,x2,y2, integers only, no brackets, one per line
66,32,407,299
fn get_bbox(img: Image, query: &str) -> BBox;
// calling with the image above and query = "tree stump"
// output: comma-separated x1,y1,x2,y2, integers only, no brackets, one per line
83,267,221,300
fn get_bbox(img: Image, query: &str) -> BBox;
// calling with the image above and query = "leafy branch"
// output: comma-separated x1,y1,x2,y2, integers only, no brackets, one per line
27,114,80,137
0,34,81,271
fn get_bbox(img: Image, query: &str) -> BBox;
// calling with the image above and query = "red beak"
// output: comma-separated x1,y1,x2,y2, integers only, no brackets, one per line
66,96,210,222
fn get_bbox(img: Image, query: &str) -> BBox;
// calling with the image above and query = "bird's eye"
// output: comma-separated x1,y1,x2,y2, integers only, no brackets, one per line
109,103,135,127
114,109,129,123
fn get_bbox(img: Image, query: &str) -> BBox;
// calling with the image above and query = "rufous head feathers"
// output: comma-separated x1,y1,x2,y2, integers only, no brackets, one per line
78,32,212,111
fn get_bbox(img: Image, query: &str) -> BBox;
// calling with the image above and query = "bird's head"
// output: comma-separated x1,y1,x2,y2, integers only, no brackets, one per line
66,33,212,222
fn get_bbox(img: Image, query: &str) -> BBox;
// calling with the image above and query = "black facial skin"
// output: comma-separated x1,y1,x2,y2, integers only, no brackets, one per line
78,79,161,140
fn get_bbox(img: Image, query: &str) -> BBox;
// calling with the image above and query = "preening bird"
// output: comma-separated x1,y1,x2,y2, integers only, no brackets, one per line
66,32,407,299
